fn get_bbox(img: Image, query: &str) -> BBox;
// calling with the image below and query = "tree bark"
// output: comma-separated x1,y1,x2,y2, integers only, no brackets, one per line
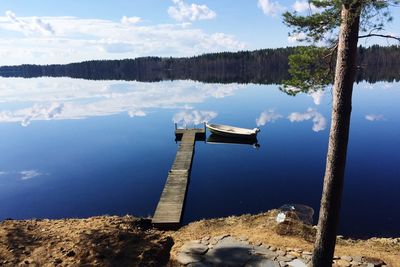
311,2,361,266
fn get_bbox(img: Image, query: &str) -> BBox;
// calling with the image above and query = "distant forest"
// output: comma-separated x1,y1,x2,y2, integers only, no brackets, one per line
0,45,399,84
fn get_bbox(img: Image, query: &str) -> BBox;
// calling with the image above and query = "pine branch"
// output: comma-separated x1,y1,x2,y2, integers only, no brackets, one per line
358,33,400,41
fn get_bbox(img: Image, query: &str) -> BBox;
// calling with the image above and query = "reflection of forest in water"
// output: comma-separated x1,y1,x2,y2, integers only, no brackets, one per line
0,45,399,84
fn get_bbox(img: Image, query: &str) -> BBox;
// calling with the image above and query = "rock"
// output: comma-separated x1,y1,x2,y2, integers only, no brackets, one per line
252,246,278,259
353,256,363,262
350,261,361,266
277,250,286,256
302,251,312,256
255,242,263,246
54,258,62,265
276,256,292,262
245,258,280,267
279,261,288,267
341,256,352,262
201,236,211,245
287,259,307,267
204,237,253,267
288,251,301,258
336,259,351,267
364,257,384,266
285,254,296,260
270,246,277,252
302,255,311,261
176,252,202,265
181,242,209,255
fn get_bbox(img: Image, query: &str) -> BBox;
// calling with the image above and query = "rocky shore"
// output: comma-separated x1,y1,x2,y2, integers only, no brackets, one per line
0,211,399,266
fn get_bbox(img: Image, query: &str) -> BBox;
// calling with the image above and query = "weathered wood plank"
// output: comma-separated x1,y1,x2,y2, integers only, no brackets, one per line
152,128,201,227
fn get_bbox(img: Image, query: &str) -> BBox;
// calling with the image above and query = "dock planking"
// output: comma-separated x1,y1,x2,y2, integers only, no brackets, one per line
152,126,205,228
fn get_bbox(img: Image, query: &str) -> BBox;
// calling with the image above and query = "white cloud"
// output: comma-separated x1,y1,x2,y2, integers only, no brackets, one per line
256,109,283,127
365,114,385,121
288,32,307,43
121,16,141,25
257,0,286,16
20,170,42,180
168,0,216,22
0,12,244,65
20,102,64,127
0,78,244,126
292,1,322,13
288,108,327,132
173,110,217,126
5,10,54,36
128,110,146,117
309,90,325,105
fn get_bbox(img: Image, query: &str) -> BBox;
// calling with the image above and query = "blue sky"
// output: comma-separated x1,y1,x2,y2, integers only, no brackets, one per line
0,0,399,65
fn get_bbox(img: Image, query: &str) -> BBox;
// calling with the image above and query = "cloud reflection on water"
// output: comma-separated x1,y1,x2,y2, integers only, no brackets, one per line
0,78,243,126
288,108,327,132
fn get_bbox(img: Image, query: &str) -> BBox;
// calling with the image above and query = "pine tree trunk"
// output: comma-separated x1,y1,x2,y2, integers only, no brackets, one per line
311,2,361,266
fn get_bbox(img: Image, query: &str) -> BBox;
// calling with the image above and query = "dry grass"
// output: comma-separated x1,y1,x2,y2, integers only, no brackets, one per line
169,210,400,266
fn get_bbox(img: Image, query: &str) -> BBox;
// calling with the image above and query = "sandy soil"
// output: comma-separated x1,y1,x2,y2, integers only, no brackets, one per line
0,216,172,267
1,211,399,266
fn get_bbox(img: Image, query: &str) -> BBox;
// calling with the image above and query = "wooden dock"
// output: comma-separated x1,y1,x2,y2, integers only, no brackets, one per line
152,126,205,228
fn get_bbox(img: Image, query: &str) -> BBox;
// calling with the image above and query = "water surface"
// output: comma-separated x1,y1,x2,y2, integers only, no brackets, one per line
0,77,399,238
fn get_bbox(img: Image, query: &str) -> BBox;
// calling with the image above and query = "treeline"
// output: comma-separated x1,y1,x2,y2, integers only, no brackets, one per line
0,45,399,84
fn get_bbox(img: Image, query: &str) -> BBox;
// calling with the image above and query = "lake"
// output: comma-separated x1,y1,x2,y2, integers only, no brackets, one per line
0,77,399,238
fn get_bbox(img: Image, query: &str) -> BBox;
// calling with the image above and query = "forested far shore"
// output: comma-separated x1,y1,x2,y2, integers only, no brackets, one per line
0,45,399,84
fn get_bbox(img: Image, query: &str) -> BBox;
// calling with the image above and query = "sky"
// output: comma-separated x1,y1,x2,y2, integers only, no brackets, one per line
0,0,399,65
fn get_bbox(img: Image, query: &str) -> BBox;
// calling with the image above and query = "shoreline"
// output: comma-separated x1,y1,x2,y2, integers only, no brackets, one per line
1,211,399,266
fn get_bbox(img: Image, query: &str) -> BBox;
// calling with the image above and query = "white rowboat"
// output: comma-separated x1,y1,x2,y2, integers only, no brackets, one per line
205,123,260,138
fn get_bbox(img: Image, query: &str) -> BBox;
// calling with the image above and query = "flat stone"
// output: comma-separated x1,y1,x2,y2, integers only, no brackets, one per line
288,251,301,258
341,256,352,262
245,257,280,267
353,256,363,262
277,250,286,256
176,252,202,265
287,259,307,267
252,246,278,259
302,251,312,256
202,236,211,241
276,256,292,262
204,237,253,267
302,255,311,261
336,259,351,267
350,261,361,266
181,242,209,255
279,261,288,267
269,246,277,252
285,254,296,260
364,257,384,266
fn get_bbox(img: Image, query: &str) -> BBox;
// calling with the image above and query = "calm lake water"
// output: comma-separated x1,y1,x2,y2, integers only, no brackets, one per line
0,77,399,238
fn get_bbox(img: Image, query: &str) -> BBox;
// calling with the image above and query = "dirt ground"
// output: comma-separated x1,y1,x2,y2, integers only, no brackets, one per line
0,216,172,267
1,211,399,266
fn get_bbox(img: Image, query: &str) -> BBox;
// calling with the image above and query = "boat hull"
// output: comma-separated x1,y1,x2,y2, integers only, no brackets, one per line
206,123,260,138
